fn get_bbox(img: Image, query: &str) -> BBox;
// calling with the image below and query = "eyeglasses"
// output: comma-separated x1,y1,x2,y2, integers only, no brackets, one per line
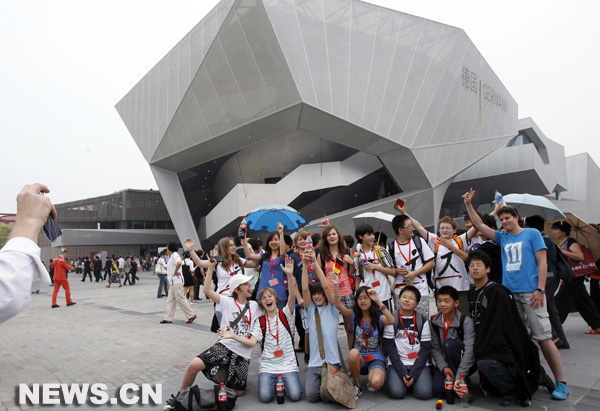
400,295,417,301
401,226,414,230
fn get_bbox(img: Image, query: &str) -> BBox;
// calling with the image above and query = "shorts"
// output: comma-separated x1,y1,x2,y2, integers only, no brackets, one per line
360,358,387,375
340,294,355,310
198,342,250,391
513,292,552,341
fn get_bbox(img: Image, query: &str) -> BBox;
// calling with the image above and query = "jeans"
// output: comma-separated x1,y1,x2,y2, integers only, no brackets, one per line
157,274,169,298
258,372,302,402
306,365,338,402
387,365,433,400
477,359,516,395
546,277,568,344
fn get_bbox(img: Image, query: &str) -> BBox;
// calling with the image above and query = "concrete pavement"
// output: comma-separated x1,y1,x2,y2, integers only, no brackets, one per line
1,271,599,410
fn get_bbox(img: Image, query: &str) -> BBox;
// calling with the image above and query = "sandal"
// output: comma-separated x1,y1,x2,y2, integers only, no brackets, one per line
585,329,600,334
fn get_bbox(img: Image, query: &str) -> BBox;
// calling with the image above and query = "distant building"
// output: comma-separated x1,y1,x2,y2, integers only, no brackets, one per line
39,189,178,263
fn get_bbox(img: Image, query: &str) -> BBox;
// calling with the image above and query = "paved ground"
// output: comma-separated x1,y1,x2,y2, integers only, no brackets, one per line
1,271,599,410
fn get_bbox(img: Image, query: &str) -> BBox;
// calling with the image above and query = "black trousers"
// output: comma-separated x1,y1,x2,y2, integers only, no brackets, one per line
555,277,600,329
82,270,93,282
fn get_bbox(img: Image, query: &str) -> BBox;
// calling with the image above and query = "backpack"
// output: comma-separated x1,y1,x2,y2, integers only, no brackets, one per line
258,310,299,366
433,236,465,256
388,235,434,289
182,260,191,277
544,235,573,284
430,312,466,342
391,309,426,339
166,384,236,411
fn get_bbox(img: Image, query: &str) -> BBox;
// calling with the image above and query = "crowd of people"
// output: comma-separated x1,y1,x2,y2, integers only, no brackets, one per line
158,190,600,409
3,183,600,409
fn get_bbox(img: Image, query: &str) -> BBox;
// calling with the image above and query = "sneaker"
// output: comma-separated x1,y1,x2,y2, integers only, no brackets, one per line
551,381,569,400
51,305,60,308
67,302,77,306
366,381,375,392
498,394,520,407
187,315,197,324
353,384,362,400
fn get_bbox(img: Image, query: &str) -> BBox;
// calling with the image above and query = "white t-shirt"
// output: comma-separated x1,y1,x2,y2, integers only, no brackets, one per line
216,257,247,295
390,237,434,297
217,296,262,358
426,232,470,292
251,305,297,374
118,257,125,270
166,252,184,285
383,314,431,367
355,246,393,301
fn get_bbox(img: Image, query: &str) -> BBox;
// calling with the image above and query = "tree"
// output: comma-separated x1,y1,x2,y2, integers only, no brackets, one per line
0,225,13,248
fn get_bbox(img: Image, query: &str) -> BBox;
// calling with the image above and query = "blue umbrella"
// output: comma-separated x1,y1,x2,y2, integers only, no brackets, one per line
245,204,306,232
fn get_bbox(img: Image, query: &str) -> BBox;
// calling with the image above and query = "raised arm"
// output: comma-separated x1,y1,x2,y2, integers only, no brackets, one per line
367,289,394,325
301,251,312,309
281,256,297,313
277,222,286,257
243,241,262,262
184,238,209,268
397,200,428,239
203,258,220,304
463,189,496,242
313,253,335,305
330,272,352,319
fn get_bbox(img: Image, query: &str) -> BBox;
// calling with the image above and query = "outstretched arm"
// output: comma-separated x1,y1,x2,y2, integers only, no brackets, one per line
313,253,335,305
281,256,297,313
203,259,220,304
184,238,209,268
330,272,352,319
397,200,428,239
463,189,496,242
301,253,312,310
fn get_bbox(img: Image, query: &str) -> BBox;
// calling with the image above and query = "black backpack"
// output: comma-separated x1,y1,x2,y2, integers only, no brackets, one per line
430,313,467,342
167,384,236,411
388,235,435,290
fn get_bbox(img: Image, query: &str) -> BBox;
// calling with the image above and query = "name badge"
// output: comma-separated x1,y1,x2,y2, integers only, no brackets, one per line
269,279,279,286
372,281,380,287
364,354,375,362
407,351,418,360
274,350,284,357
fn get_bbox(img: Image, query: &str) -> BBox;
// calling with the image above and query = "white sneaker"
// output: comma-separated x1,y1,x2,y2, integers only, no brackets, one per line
366,381,375,392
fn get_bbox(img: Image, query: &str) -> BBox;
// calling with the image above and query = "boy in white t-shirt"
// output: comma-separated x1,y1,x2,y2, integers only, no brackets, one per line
398,202,476,314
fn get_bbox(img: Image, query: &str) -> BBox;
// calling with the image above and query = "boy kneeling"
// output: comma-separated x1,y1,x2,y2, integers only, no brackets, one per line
430,285,475,401
383,285,433,400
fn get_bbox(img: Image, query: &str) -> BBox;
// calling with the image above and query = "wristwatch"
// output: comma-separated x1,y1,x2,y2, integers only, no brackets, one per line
535,288,546,294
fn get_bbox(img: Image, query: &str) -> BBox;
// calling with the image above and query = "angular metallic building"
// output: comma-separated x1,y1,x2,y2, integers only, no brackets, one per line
117,0,522,243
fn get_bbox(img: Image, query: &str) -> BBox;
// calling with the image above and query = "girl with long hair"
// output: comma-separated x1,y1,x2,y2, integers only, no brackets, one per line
317,225,356,348
331,278,394,399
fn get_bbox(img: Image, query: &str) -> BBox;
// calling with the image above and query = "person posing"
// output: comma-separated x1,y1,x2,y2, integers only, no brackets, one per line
464,188,569,401
155,250,169,298
302,247,342,403
389,215,435,317
430,285,475,401
160,242,196,325
398,202,476,315
551,220,600,335
382,285,433,400
219,257,300,403
317,225,356,349
50,248,76,308
466,250,540,407
332,278,394,400
354,224,395,310
246,223,288,309
172,266,259,401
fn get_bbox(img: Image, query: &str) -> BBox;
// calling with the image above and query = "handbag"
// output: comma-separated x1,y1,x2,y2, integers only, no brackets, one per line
207,303,250,384
569,243,600,279
315,308,356,409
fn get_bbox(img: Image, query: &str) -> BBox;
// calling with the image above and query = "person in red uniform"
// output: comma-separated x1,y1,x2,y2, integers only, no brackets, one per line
50,249,76,308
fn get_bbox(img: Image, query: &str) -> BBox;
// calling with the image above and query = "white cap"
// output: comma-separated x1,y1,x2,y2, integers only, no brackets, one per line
229,274,252,292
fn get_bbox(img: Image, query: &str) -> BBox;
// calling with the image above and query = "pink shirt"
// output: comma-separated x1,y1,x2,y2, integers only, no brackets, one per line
324,256,353,297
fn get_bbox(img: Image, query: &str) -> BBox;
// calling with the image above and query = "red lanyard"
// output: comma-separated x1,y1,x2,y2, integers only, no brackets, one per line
361,319,372,347
443,316,450,340
368,249,376,275
234,301,251,327
269,257,277,279
267,313,279,346
398,312,416,345
396,240,411,266
229,264,236,276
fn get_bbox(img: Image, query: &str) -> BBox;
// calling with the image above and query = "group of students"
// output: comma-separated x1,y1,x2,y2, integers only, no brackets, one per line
162,188,594,408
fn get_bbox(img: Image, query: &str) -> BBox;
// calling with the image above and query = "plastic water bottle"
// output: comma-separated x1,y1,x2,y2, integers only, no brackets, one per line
218,382,227,411
445,371,454,404
494,190,506,207
401,264,413,286
358,253,368,267
459,373,469,408
276,373,285,404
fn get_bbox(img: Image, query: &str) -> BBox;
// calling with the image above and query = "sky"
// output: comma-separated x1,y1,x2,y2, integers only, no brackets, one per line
1,0,599,213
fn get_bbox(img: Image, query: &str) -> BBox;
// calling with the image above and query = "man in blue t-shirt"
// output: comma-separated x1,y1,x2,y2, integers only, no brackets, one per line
463,189,569,401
